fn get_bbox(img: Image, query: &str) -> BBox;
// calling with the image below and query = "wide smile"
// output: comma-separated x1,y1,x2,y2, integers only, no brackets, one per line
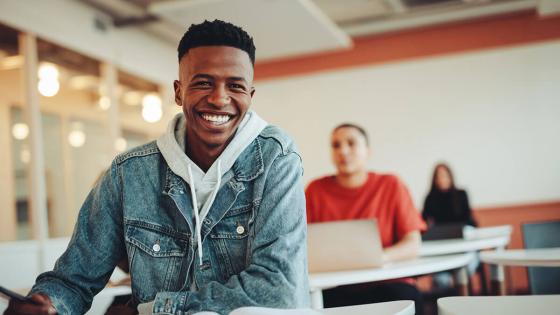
198,112,234,127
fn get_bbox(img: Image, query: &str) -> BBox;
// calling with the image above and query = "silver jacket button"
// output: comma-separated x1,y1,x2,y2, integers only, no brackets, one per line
153,243,161,252
236,225,245,235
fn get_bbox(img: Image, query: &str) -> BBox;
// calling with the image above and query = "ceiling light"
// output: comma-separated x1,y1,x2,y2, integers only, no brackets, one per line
142,93,162,108
142,93,162,123
12,123,29,140
38,63,59,80
98,96,111,110
68,122,86,148
142,103,162,123
38,79,60,97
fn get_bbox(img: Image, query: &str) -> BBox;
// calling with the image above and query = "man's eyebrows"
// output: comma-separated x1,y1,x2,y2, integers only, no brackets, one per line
191,74,248,84
191,74,213,80
228,77,248,84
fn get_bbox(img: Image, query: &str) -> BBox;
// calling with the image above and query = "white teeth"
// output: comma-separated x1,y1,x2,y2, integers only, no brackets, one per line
201,113,231,124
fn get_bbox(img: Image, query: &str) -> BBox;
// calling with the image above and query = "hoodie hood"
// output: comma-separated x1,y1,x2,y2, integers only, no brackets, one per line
156,110,267,266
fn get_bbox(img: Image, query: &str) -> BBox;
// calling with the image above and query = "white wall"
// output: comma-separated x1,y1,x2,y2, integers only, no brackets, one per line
252,40,560,208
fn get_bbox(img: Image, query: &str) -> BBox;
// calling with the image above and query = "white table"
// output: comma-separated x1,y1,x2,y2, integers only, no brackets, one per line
309,252,475,309
480,248,560,267
420,227,512,295
437,295,560,315
420,235,510,257
228,300,414,315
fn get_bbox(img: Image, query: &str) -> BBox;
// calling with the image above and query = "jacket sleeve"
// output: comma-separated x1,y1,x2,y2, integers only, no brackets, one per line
30,160,125,314
151,151,310,315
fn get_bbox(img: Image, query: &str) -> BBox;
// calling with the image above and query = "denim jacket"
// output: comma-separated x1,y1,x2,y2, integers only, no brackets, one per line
31,125,309,314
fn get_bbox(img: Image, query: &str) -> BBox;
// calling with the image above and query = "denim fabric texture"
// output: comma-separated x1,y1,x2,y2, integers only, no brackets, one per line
30,125,309,315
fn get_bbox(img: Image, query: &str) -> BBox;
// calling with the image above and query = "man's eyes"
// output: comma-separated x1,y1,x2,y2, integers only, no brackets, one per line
229,83,246,90
193,81,212,87
190,81,246,91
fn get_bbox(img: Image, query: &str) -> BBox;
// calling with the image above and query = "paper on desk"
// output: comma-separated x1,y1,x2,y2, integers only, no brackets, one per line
230,307,322,315
193,308,322,315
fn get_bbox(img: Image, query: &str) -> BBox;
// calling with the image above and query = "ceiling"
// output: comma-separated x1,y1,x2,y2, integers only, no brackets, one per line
78,0,547,62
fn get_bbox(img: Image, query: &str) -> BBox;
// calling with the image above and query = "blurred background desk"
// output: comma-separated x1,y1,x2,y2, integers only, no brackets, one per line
309,252,475,309
420,226,512,295
420,235,510,257
480,248,560,267
480,248,560,295
437,295,560,315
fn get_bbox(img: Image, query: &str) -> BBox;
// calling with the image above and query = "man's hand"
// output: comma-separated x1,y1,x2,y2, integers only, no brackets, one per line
4,293,57,315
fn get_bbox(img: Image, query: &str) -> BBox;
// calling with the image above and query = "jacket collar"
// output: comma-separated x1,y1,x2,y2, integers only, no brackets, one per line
162,137,264,236
163,136,263,192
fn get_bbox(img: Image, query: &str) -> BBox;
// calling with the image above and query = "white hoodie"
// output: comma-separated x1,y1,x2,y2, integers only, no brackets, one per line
156,111,268,267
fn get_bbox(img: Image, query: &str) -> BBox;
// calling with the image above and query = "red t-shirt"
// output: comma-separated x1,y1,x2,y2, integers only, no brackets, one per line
306,172,426,248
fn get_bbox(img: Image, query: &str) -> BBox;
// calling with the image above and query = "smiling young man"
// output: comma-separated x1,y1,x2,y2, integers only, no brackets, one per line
5,20,309,315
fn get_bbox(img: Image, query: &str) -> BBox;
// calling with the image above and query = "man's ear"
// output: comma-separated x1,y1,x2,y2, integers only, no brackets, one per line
250,87,255,98
173,80,182,106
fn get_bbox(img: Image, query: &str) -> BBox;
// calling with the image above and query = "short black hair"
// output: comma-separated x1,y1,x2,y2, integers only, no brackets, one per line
333,123,369,146
177,19,256,65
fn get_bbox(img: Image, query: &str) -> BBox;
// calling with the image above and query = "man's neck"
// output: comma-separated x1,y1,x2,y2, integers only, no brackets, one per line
186,145,221,172
185,132,231,172
335,171,368,189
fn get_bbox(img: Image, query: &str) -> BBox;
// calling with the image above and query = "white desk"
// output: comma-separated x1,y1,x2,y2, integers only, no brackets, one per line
420,235,510,257
479,247,560,295
309,253,475,309
437,295,560,315
228,300,414,315
480,248,560,267
420,228,511,295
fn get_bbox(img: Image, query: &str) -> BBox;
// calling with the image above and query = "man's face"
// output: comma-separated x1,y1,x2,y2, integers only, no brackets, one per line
174,46,254,150
331,127,370,175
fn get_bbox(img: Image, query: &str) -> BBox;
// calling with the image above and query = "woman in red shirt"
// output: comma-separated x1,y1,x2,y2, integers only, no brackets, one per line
306,123,426,314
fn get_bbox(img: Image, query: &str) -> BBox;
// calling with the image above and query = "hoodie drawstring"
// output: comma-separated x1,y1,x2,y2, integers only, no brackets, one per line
187,160,222,266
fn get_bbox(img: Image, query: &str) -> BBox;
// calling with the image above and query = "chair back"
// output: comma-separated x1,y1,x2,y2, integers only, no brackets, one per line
522,220,560,294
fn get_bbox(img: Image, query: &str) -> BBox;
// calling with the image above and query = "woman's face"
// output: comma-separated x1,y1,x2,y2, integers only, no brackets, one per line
331,127,369,176
435,166,452,191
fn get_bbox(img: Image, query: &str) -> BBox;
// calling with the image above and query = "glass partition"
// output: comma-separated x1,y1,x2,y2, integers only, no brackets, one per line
0,25,167,241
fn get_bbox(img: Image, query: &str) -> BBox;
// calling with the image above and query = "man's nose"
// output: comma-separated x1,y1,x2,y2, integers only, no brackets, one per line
338,144,350,155
208,85,230,107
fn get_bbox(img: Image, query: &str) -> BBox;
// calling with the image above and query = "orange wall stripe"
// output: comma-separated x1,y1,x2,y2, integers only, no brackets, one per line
255,11,560,81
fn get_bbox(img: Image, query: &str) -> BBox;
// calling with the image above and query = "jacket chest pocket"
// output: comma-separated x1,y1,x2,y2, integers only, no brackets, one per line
209,204,253,281
125,221,189,302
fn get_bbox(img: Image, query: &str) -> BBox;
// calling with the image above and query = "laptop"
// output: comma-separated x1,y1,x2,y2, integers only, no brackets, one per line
421,223,466,241
307,219,383,273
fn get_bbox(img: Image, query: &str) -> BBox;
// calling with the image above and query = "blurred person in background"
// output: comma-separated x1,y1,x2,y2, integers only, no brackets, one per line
422,163,477,228
422,163,478,290
306,123,426,315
